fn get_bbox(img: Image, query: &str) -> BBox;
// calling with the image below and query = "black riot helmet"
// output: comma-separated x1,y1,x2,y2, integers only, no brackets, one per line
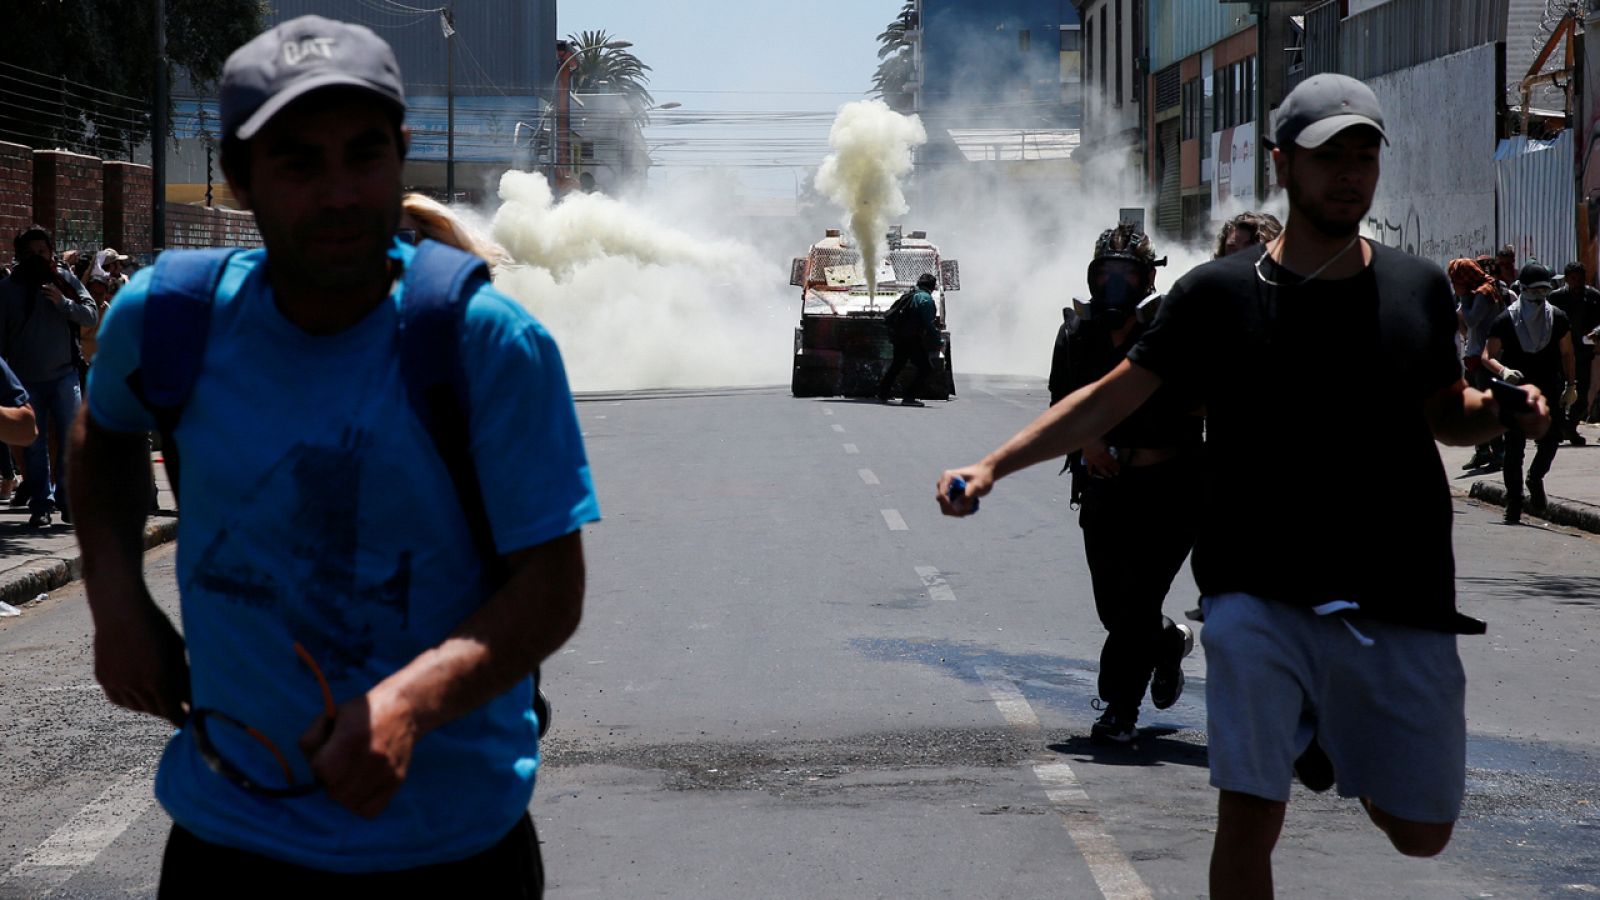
1086,224,1167,327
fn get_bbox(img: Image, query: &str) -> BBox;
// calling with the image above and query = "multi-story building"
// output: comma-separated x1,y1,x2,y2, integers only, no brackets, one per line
168,0,557,204
906,0,1084,187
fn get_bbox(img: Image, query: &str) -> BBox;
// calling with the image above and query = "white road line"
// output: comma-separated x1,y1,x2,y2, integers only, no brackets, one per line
858,469,880,485
823,408,835,416
843,443,859,454
3,768,153,895
914,566,957,602
832,423,846,433
974,667,1154,900
881,509,909,531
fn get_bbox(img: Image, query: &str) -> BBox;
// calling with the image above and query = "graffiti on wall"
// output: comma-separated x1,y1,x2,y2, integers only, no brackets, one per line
1365,203,1491,266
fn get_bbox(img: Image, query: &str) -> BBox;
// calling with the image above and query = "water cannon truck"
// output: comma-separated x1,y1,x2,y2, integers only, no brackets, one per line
788,226,960,399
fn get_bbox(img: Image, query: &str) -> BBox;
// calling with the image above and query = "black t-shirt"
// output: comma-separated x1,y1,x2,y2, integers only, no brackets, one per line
1127,242,1481,634
1548,284,1598,354
1049,314,1202,449
1488,306,1570,393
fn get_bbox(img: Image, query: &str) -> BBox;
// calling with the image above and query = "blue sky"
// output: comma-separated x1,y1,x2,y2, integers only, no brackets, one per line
559,0,904,199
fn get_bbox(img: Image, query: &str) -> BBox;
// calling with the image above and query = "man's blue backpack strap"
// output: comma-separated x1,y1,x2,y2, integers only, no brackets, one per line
397,239,507,586
127,248,239,503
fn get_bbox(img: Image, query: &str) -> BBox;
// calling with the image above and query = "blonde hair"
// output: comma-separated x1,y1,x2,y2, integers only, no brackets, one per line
401,193,512,269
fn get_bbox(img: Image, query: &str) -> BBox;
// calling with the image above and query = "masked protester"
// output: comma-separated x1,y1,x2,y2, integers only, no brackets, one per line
1450,258,1508,471
1045,224,1201,744
1483,261,1580,523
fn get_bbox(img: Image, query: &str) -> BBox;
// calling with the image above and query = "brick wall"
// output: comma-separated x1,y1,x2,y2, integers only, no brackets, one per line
33,150,104,252
103,162,153,260
165,203,261,250
0,142,32,257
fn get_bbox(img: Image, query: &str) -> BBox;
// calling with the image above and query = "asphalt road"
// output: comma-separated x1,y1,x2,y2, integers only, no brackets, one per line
2,376,1599,898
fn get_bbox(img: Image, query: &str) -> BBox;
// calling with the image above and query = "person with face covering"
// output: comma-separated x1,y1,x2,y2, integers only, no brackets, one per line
1450,258,1508,470
1046,223,1200,745
1483,261,1579,523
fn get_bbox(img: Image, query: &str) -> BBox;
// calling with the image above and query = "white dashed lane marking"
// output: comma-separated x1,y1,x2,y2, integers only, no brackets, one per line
858,469,880,485
832,424,846,433
881,509,909,531
843,443,860,454
914,566,957,602
973,667,1154,900
823,408,834,416
2,768,154,896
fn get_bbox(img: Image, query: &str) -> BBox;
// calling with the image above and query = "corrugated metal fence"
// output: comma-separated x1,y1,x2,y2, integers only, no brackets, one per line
1338,0,1509,82
1497,131,1576,268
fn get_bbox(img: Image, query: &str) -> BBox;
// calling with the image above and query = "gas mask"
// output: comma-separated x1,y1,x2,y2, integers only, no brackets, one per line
1082,258,1152,328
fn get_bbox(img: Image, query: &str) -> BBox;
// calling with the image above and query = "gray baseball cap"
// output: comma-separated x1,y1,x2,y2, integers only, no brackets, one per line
1271,73,1388,149
220,15,405,142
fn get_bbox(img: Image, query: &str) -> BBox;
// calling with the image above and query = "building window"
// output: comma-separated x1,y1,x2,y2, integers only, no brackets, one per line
1019,29,1031,52
1182,78,1200,141
1061,26,1081,52
1114,0,1123,107
1215,66,1233,129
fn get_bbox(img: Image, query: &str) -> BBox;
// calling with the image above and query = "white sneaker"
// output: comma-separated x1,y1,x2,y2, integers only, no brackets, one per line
0,601,21,617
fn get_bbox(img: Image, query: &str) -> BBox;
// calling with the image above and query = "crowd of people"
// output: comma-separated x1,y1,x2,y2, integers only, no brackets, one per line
0,228,130,528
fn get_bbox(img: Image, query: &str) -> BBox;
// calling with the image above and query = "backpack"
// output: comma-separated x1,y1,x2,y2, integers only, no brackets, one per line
882,288,919,339
127,240,549,732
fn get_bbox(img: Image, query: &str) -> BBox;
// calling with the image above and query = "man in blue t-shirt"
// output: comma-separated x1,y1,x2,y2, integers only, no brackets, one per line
69,16,597,895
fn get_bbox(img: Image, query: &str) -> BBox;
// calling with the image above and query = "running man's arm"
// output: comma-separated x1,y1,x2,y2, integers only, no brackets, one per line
69,409,191,726
1424,378,1549,445
937,359,1160,515
0,403,34,445
302,529,586,819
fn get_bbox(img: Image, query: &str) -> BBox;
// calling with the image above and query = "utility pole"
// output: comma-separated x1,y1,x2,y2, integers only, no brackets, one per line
443,4,456,200
153,0,167,251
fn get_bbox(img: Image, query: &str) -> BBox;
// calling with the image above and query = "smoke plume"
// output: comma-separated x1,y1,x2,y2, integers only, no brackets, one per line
814,101,928,297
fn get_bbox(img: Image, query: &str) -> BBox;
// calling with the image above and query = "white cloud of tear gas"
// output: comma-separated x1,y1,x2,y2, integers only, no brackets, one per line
814,100,928,296
487,171,793,392
903,156,1220,382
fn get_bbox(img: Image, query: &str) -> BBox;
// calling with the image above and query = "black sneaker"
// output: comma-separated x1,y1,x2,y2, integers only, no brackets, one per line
1461,449,1492,470
26,511,51,529
1150,622,1194,710
1089,701,1138,744
901,398,926,407
1294,740,1335,792
1505,494,1523,525
1528,479,1547,515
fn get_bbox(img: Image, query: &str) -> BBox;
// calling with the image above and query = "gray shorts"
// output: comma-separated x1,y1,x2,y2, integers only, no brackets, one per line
1200,592,1467,823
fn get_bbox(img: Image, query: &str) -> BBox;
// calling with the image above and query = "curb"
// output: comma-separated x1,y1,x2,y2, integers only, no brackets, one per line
1466,481,1600,534
0,517,178,611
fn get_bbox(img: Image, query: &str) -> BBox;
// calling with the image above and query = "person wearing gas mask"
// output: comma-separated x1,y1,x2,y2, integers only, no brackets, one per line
0,225,98,528
1046,223,1201,744
1483,261,1578,524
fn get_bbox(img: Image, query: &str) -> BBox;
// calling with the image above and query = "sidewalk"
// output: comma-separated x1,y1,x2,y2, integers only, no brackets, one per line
1436,418,1600,533
0,454,176,612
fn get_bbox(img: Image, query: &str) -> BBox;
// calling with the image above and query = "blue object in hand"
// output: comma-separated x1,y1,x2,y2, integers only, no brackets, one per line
950,476,979,512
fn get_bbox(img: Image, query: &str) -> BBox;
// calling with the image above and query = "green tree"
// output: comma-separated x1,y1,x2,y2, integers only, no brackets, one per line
871,1,917,114
0,0,267,158
565,30,655,108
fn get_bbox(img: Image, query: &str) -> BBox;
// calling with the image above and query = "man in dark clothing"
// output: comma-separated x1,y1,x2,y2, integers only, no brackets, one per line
1047,223,1197,744
0,225,99,527
876,272,941,407
1549,261,1600,442
938,73,1551,897
1484,261,1578,523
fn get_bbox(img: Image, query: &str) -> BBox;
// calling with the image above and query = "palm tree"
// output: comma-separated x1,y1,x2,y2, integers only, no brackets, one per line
872,1,917,113
566,30,655,108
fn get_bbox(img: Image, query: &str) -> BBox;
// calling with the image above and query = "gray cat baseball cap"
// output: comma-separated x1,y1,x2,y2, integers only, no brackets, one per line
220,15,406,142
1271,73,1388,149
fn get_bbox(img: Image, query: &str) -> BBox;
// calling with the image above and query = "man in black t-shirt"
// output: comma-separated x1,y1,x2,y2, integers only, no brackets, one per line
1483,261,1577,522
1549,261,1600,436
937,73,1552,897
